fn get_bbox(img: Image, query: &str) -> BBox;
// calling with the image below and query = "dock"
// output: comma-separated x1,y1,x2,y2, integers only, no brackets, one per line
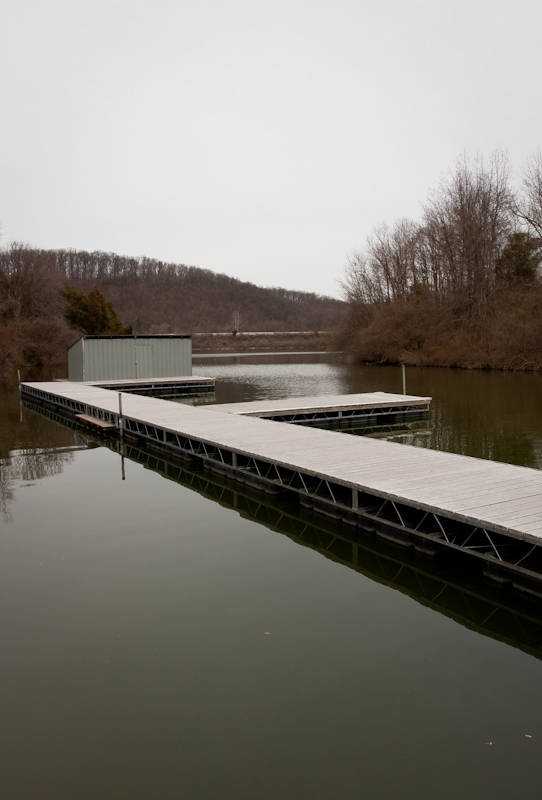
24,400,542,661
115,440,542,660
212,391,430,425
74,375,214,397
20,380,542,597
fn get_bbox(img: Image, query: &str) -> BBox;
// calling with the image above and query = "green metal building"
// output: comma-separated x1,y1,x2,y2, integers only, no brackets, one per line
68,335,192,382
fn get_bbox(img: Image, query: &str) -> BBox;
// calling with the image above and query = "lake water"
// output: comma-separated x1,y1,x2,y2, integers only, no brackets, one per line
2,354,542,799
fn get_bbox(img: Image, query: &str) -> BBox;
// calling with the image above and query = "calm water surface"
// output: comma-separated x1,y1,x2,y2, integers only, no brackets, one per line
2,354,542,799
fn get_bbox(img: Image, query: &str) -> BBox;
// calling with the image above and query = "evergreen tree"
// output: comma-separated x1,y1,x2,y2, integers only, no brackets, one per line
62,284,132,334
61,285,89,330
495,232,541,286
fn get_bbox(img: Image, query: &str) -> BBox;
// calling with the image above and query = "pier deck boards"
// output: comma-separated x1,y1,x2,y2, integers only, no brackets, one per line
74,375,215,396
211,391,430,417
75,413,116,429
21,381,542,547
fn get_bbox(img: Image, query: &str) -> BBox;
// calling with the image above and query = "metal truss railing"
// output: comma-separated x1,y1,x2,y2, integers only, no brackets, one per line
21,385,117,424
259,404,428,425
124,421,542,588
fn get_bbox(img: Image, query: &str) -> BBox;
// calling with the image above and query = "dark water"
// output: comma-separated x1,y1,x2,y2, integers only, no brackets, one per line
2,355,542,800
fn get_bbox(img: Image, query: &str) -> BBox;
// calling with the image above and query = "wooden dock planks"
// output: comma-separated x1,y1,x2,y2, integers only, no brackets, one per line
210,391,431,416
21,381,542,543
75,413,116,429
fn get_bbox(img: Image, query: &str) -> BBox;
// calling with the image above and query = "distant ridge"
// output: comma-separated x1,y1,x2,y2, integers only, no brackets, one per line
44,248,345,334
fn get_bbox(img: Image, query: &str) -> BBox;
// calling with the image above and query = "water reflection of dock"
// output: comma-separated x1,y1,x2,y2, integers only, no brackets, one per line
142,449,542,662
20,380,542,598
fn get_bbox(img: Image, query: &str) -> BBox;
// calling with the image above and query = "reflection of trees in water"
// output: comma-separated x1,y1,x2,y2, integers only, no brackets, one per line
0,384,82,460
0,465,15,521
388,403,542,470
9,446,77,481
0,447,79,521
343,366,542,470
0,383,87,520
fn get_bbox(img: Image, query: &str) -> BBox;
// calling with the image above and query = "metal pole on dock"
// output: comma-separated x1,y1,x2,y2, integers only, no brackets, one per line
402,364,406,395
18,371,22,421
118,392,124,440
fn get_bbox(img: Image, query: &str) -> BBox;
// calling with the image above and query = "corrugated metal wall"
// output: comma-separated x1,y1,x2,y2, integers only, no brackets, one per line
68,339,84,380
68,337,192,381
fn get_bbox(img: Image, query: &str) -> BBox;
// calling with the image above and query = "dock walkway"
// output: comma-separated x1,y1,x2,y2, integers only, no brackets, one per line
76,375,214,396
20,381,542,596
211,391,429,424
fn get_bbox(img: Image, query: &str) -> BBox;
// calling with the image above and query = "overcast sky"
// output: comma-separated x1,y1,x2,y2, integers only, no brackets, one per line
1,0,540,298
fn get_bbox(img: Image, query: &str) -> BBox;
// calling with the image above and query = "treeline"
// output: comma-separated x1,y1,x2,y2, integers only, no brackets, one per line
340,151,542,370
0,245,344,380
0,245,74,380
44,250,344,334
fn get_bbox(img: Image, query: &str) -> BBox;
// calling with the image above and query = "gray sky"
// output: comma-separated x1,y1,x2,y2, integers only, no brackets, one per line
1,0,540,298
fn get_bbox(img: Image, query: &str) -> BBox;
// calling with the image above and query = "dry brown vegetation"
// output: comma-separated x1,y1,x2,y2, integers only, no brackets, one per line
340,151,542,371
35,249,344,335
339,288,542,370
0,244,344,381
0,245,76,380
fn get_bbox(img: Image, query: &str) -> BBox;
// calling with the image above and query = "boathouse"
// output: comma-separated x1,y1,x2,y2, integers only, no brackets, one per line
68,335,192,382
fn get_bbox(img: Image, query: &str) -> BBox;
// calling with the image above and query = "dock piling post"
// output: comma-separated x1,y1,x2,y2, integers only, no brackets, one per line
402,364,406,395
352,488,358,510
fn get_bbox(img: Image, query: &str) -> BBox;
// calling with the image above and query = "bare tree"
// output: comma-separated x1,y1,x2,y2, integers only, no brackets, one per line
339,150,542,370
421,150,513,311
366,219,421,301
0,243,64,321
341,251,377,305
230,310,245,335
341,218,422,309
515,151,542,238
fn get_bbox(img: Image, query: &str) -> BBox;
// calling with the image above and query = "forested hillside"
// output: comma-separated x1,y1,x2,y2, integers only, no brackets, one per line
340,151,542,370
9,247,343,333
0,246,344,379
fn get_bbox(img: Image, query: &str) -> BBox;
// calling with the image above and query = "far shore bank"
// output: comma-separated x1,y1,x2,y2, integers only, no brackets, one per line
192,331,336,353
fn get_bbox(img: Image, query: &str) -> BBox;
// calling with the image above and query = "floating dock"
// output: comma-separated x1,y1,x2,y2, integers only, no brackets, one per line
20,380,542,597
212,391,430,425
21,400,542,660
74,375,214,396
116,440,542,659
